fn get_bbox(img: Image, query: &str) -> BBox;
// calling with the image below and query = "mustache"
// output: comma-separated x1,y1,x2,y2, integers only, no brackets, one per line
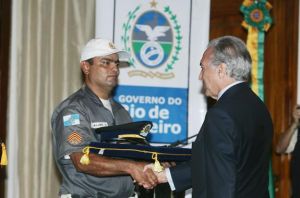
107,72,119,77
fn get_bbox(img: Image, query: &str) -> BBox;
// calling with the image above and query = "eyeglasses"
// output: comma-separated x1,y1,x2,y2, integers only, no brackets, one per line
98,58,120,68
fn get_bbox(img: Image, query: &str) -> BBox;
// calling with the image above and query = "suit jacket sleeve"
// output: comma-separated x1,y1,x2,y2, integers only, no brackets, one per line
169,160,192,192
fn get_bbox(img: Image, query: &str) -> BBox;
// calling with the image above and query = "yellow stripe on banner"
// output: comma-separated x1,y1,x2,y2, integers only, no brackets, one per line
246,27,259,95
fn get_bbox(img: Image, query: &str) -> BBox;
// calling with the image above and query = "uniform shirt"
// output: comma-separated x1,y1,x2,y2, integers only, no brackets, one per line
51,85,134,198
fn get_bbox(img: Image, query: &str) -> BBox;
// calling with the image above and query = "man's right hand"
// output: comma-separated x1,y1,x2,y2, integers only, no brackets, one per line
144,163,168,183
70,152,159,189
128,161,158,189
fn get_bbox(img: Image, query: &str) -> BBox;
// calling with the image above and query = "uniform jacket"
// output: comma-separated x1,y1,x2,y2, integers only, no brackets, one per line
51,85,134,198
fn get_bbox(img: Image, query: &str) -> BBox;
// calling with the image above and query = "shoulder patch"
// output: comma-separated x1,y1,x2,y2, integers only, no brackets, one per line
67,131,82,145
63,114,80,126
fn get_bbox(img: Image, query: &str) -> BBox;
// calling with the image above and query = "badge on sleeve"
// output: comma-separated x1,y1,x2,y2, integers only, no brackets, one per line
67,131,82,145
63,114,80,126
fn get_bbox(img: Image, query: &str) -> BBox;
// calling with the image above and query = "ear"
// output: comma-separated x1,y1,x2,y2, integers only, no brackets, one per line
80,61,90,75
217,63,227,79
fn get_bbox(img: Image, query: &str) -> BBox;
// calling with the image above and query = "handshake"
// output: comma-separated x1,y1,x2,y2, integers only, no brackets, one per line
129,161,175,189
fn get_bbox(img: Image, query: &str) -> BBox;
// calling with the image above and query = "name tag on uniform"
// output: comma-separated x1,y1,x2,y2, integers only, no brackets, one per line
91,122,108,129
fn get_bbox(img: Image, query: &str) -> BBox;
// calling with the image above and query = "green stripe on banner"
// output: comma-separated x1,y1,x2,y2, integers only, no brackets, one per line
258,29,275,198
257,32,265,101
269,161,275,198
257,31,275,198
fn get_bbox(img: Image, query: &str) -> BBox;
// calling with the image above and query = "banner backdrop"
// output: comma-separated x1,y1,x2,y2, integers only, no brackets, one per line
113,0,190,143
96,0,210,146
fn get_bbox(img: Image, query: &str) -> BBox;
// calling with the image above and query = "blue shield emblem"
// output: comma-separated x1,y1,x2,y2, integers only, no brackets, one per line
132,10,173,68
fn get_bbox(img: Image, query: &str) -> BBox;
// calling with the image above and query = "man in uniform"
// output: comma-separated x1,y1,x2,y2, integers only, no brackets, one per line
51,38,157,198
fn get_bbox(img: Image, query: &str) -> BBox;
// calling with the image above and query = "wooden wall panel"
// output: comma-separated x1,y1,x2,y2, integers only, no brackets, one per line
0,0,11,197
210,0,246,40
210,0,299,197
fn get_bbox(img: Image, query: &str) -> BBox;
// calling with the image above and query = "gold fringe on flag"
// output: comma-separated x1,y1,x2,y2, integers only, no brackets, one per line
1,143,8,166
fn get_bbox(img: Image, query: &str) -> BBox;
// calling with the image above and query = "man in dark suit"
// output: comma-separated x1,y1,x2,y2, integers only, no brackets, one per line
149,36,273,197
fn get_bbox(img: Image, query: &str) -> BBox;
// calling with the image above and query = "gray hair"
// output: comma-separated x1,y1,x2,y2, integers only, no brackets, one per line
207,36,252,81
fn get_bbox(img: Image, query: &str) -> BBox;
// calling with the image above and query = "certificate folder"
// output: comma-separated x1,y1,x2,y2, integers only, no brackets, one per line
87,142,191,162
